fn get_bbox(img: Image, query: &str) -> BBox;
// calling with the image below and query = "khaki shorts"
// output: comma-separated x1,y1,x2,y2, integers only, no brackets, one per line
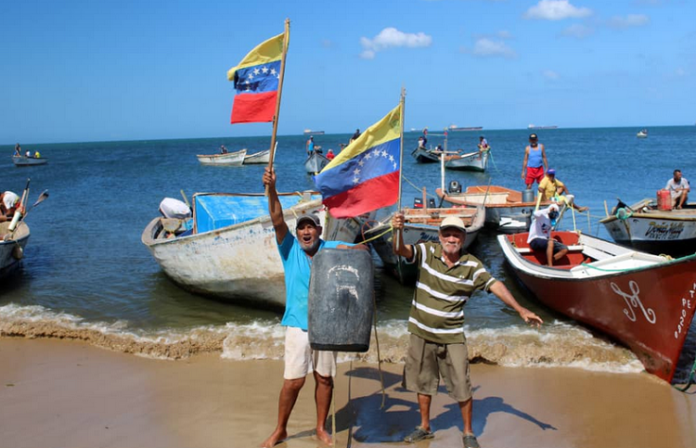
284,326,337,380
402,333,472,402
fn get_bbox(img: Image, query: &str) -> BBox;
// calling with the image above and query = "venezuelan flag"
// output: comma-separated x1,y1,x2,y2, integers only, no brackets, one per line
227,32,286,124
314,104,402,218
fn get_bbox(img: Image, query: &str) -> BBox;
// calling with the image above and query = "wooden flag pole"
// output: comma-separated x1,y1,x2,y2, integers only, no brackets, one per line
266,18,290,185
395,87,406,251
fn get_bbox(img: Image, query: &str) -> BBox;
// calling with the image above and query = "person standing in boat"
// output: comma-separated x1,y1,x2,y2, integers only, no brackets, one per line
521,133,548,189
325,149,335,161
666,169,690,209
306,136,315,155
478,136,489,150
538,169,589,212
260,167,365,448
391,214,543,447
528,203,568,267
219,145,228,154
14,143,21,157
350,128,361,143
0,191,22,223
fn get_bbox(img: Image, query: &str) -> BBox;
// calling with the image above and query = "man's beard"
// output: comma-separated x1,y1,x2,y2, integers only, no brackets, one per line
301,238,320,253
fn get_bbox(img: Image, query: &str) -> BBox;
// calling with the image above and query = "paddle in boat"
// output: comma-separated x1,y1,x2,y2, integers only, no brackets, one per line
196,148,247,166
12,155,48,167
142,192,362,308
498,230,696,382
600,196,696,257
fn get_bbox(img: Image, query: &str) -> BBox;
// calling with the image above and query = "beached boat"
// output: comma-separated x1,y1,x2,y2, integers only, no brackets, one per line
196,148,247,166
411,147,441,163
637,129,648,138
304,150,329,174
498,231,696,382
365,204,485,284
12,156,47,166
142,192,362,308
0,221,30,279
444,148,490,172
600,198,696,256
437,185,551,233
243,149,270,165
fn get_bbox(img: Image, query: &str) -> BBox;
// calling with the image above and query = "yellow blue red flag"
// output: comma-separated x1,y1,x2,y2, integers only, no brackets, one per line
227,32,286,124
314,104,402,218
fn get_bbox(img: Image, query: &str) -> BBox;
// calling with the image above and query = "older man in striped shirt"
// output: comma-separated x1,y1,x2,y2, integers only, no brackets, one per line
392,214,543,448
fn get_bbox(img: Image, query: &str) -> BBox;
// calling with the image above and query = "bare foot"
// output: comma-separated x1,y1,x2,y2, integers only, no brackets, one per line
316,427,334,446
260,429,287,448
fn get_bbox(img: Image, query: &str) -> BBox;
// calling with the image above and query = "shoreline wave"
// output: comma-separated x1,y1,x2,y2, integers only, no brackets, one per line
0,304,645,375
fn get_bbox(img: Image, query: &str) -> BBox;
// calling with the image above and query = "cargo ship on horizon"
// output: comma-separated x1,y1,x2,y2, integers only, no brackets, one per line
528,124,558,130
303,129,325,135
448,125,483,132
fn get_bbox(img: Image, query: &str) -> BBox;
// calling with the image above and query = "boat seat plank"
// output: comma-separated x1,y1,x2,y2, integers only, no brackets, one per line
516,244,584,254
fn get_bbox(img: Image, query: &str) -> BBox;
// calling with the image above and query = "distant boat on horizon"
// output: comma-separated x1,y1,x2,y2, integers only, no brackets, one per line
448,125,483,132
303,129,325,136
528,124,558,130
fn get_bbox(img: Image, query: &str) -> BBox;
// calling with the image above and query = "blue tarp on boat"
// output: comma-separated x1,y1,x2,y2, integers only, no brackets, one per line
194,194,320,234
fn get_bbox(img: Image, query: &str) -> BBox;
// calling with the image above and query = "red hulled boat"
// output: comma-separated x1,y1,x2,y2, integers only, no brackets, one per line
498,231,696,382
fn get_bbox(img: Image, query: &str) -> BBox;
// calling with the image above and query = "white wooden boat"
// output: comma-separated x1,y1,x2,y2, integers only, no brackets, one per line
365,204,485,284
304,151,329,174
196,148,247,166
12,156,47,166
637,129,648,138
0,221,30,279
141,192,362,308
243,149,270,164
600,198,696,256
411,147,441,163
444,149,490,171
499,231,696,383
437,185,552,233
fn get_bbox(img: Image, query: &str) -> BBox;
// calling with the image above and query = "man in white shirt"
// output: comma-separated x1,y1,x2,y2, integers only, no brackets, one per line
666,169,690,209
527,203,568,267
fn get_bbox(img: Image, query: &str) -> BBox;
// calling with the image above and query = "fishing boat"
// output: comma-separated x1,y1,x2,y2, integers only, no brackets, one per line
12,156,47,167
637,129,648,138
437,185,551,233
196,148,247,166
365,204,485,284
243,149,271,165
498,231,696,383
411,146,441,163
304,150,329,174
600,198,696,256
142,192,361,308
444,148,490,172
0,221,30,279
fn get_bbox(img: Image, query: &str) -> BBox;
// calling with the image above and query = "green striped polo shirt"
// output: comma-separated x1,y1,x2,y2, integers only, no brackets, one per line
405,241,498,344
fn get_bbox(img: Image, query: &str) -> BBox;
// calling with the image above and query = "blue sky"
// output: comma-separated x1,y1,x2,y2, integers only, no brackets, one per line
2,0,694,144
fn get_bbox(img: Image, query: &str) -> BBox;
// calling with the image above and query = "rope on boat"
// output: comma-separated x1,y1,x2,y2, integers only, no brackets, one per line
673,358,696,392
401,175,438,199
487,150,502,174
616,207,633,220
358,225,394,245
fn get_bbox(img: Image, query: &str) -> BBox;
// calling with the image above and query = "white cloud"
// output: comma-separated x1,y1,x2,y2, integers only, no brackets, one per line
524,0,593,20
561,23,594,38
359,27,432,60
608,14,649,29
543,70,560,80
467,38,516,58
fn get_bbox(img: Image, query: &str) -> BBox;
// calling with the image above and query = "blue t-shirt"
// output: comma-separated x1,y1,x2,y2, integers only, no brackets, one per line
277,233,346,330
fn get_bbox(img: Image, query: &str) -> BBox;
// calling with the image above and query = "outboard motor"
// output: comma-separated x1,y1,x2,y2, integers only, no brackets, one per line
413,197,424,208
428,198,436,208
448,180,462,194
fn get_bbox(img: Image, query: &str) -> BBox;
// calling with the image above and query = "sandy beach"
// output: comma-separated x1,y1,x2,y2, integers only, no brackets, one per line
1,337,695,448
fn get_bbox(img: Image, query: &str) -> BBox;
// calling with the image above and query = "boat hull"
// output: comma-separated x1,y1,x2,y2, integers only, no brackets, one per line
499,232,696,382
12,156,47,166
601,201,696,257
304,152,329,174
0,222,30,279
444,150,489,172
411,148,440,164
142,196,361,308
243,150,270,164
197,149,247,166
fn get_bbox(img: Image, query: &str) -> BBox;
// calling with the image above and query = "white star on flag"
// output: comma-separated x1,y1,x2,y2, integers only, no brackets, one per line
358,160,365,167
270,68,277,75
353,168,361,175
253,68,260,75
389,155,394,162
262,67,269,73
381,150,388,158
248,73,254,80
353,176,360,184
365,152,372,160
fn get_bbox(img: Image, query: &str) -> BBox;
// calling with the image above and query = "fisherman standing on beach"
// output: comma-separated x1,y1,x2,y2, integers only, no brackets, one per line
391,214,543,447
260,167,364,448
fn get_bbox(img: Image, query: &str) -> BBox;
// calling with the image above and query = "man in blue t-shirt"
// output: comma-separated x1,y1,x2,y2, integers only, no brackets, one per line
260,167,365,448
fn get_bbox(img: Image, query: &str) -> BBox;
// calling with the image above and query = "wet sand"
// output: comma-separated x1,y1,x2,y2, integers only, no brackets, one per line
1,337,695,448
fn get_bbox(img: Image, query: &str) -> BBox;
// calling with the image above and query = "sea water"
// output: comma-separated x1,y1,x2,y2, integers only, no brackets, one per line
1,126,695,381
